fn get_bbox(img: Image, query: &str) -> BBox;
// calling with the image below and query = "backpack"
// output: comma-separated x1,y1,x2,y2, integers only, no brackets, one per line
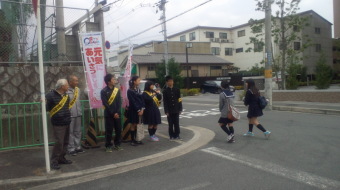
258,96,268,109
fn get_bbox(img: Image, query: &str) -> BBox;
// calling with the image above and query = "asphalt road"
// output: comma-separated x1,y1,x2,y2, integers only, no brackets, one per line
31,94,340,190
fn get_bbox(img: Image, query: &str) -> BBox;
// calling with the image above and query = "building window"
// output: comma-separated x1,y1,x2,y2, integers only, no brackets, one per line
191,70,199,77
237,30,245,37
219,32,227,39
315,44,321,52
293,25,299,32
315,27,321,34
236,48,243,53
211,66,222,70
189,32,196,41
294,42,301,50
180,35,186,42
182,66,191,70
206,31,214,38
147,66,155,71
222,69,229,76
254,42,264,52
211,47,220,55
225,48,233,56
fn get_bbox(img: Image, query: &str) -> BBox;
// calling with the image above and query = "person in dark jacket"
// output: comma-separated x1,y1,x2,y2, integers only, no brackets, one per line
243,79,271,138
142,81,162,141
127,76,145,146
218,80,236,143
163,76,183,140
101,74,122,152
46,79,72,170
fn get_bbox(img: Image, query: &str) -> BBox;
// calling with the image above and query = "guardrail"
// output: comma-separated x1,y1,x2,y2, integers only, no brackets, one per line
0,100,106,151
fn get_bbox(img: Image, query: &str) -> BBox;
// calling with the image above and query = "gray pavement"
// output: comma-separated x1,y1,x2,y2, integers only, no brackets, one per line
1,93,339,189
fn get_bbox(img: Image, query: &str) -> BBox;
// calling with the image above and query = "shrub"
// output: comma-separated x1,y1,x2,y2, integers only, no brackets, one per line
180,89,188,97
315,53,333,89
234,85,244,90
188,88,200,96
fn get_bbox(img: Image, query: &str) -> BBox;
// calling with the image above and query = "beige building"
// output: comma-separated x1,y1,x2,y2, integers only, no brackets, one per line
121,52,232,79
334,0,340,39
167,10,333,74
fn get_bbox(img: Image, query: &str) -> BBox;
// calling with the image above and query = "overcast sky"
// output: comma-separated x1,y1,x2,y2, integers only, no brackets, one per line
64,0,334,48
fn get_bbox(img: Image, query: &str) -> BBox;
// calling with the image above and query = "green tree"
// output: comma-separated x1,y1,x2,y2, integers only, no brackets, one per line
315,53,333,89
248,0,311,90
155,58,184,88
286,63,300,89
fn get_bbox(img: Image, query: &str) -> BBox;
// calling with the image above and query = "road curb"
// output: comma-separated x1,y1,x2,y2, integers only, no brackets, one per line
272,106,340,116
0,126,215,188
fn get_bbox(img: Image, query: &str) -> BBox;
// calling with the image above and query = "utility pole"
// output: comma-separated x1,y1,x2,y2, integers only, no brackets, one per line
159,0,169,75
264,0,273,108
56,0,66,65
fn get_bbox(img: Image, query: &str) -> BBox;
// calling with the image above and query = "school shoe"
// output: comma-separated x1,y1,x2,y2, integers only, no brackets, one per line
227,134,234,143
58,159,72,164
68,150,77,156
130,141,138,146
135,141,144,145
150,135,159,141
264,131,271,139
105,147,113,153
114,145,123,151
51,162,60,170
75,148,85,153
243,131,255,136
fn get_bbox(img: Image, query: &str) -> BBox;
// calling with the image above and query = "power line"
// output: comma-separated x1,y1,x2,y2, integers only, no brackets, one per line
110,0,213,46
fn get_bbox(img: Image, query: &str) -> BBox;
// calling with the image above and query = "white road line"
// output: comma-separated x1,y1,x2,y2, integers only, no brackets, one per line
178,182,212,190
201,147,340,190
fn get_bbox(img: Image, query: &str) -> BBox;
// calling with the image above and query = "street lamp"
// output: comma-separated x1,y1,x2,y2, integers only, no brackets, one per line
186,43,193,89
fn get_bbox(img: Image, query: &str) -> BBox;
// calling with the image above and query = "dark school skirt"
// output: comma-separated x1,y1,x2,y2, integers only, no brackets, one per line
218,117,234,124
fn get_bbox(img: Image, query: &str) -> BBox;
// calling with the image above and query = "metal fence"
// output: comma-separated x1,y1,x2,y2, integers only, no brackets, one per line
0,100,107,151
0,0,88,65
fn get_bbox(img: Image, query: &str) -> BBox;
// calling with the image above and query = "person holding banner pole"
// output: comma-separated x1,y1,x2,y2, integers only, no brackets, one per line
101,74,123,152
127,76,145,146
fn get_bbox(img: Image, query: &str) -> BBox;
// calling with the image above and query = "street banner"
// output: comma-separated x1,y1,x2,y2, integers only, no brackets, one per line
80,32,106,109
120,45,134,108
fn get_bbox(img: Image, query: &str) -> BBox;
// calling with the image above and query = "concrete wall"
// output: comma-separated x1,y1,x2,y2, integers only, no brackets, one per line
0,66,116,104
273,90,340,103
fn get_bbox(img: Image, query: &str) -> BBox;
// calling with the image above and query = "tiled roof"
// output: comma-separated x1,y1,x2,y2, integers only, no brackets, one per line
132,53,233,65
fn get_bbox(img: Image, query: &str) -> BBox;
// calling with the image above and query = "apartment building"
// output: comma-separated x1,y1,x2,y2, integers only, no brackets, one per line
167,10,333,74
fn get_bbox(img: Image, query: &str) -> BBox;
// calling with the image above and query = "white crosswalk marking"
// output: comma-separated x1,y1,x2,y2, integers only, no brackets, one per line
201,147,340,190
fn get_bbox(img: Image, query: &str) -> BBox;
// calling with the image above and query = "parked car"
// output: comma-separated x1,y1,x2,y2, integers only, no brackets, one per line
200,80,235,94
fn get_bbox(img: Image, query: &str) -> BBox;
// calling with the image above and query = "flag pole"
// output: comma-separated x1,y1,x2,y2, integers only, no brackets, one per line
36,0,51,173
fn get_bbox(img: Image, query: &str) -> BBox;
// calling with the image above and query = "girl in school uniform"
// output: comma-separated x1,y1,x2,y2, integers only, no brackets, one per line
127,76,145,146
142,81,162,141
243,79,271,138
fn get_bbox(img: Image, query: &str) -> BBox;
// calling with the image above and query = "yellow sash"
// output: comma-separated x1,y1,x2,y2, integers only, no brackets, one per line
108,87,119,106
69,87,79,109
50,95,68,117
145,91,160,107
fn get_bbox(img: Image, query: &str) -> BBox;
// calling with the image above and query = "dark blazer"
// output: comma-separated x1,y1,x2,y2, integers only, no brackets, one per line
127,88,145,112
163,87,183,114
244,89,263,118
101,86,122,117
46,90,71,126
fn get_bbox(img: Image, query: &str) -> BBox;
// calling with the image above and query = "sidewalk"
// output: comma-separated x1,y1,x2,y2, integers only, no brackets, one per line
0,124,215,189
